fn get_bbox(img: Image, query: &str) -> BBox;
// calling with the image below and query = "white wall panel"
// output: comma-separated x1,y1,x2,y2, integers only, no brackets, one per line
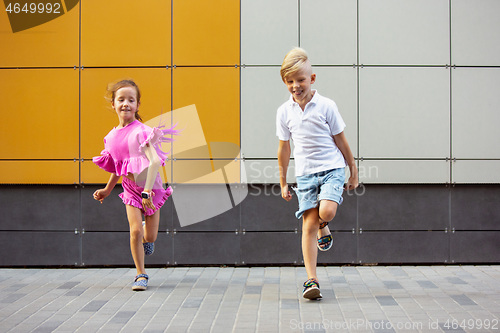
452,160,500,184
244,159,296,184
241,0,298,65
452,68,500,159
359,160,450,184
300,0,357,65
312,66,358,156
359,67,450,158
451,0,500,66
359,0,449,65
241,67,289,158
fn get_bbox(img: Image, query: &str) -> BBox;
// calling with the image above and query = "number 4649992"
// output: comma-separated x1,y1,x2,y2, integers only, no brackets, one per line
5,2,62,14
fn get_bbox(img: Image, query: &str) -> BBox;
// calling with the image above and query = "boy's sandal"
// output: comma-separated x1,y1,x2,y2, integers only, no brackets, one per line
143,242,155,256
132,274,148,291
303,278,322,300
317,234,333,252
317,220,333,251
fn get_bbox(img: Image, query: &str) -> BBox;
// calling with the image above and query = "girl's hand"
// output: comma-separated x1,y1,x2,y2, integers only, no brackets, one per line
281,184,292,202
93,189,109,204
142,191,156,212
345,176,359,191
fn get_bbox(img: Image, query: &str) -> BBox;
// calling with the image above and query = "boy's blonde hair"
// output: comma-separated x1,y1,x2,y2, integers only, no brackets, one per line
280,47,310,82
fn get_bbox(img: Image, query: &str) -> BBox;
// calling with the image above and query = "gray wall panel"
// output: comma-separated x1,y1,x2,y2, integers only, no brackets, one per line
358,231,449,264
241,185,299,232
241,232,301,265
0,231,80,266
82,232,173,266
0,185,80,231
0,185,499,266
173,232,240,265
81,185,128,232
358,185,449,231
451,231,500,263
451,185,500,231
317,232,357,265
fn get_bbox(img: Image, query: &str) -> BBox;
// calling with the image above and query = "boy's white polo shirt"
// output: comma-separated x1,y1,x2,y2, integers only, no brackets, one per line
276,90,346,177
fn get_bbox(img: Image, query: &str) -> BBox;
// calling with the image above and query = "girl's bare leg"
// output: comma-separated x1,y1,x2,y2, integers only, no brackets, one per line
126,205,146,279
144,210,160,243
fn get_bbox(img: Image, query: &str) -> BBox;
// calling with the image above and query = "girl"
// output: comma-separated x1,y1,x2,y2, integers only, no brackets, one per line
93,79,177,291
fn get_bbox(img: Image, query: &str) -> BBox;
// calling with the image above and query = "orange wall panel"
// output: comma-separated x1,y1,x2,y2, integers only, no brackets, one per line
0,69,79,159
173,0,239,66
81,68,172,181
0,1,79,67
81,0,171,67
0,161,79,184
172,67,240,158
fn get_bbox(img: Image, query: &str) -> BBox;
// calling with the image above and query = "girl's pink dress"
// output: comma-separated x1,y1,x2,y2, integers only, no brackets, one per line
93,120,177,216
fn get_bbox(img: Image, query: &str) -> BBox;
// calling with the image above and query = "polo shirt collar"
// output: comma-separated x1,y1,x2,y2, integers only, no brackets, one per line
288,89,319,107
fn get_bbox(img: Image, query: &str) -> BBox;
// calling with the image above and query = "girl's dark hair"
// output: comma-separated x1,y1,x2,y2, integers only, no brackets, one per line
106,79,143,122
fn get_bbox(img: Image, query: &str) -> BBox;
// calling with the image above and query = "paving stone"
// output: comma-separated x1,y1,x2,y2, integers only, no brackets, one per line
0,266,498,332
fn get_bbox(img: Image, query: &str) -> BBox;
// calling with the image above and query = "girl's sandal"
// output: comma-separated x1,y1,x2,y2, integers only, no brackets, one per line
143,242,155,256
317,221,333,251
132,274,148,291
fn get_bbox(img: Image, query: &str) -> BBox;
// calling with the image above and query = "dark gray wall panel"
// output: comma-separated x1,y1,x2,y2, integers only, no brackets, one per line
241,185,299,231
451,185,500,230
172,184,240,232
358,231,449,264
330,190,357,231
241,232,301,264
82,232,173,266
0,231,80,266
173,202,240,232
317,231,357,264
173,232,240,265
0,185,80,231
1,184,499,266
451,231,500,263
81,185,128,232
358,185,449,231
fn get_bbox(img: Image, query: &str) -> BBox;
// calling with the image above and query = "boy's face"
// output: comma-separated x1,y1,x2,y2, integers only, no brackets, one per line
284,65,316,106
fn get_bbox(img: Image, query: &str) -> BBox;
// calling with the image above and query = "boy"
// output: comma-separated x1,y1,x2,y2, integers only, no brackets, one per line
276,47,358,300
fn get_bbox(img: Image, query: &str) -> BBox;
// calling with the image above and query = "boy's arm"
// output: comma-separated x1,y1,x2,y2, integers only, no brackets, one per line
333,131,359,191
278,140,292,201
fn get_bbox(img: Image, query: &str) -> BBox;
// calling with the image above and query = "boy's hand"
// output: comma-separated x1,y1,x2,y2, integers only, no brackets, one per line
345,176,359,191
281,184,292,201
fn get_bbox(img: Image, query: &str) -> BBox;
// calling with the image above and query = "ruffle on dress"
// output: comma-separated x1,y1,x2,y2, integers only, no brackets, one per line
92,150,116,173
93,124,178,177
139,124,179,163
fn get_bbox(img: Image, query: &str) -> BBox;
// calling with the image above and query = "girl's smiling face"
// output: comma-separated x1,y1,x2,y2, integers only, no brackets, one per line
112,86,139,126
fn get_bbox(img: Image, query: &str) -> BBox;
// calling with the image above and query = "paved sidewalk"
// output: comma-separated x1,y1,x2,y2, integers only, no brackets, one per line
0,266,499,332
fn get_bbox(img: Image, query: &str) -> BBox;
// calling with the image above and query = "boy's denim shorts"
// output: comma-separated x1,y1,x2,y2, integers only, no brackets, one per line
293,168,345,219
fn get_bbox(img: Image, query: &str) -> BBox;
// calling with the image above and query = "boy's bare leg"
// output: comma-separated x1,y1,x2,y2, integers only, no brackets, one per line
126,205,146,278
317,200,338,240
302,208,320,280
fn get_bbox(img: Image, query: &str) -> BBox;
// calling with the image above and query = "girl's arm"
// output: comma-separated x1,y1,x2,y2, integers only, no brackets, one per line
278,140,292,201
141,143,162,210
93,173,121,203
333,131,359,191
